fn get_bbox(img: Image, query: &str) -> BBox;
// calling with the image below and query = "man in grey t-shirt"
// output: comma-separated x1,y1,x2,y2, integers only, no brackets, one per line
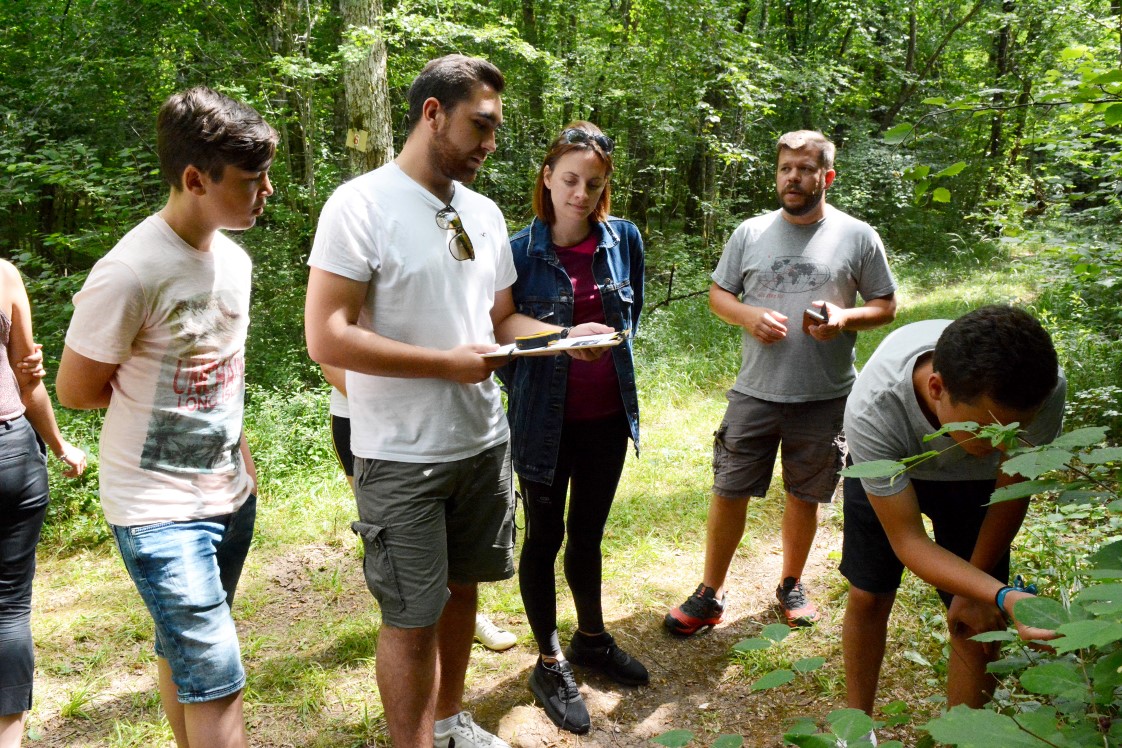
665,130,897,635
840,306,1064,715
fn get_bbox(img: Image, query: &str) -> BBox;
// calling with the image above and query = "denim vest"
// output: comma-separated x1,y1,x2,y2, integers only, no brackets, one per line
502,216,644,485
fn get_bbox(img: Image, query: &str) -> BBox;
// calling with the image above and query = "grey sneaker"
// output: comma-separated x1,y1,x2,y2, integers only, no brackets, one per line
433,711,511,748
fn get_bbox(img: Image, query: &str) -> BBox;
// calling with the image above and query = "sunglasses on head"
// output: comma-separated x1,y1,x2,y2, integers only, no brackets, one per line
561,128,615,154
435,205,475,261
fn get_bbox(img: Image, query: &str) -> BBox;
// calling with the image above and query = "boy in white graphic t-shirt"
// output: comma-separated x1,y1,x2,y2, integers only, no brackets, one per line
57,87,277,748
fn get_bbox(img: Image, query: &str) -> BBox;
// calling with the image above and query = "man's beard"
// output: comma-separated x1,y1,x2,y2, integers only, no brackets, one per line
780,186,824,217
432,133,482,184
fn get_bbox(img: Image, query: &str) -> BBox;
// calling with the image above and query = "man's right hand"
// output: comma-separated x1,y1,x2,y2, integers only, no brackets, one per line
443,343,503,383
1006,590,1059,646
743,306,788,345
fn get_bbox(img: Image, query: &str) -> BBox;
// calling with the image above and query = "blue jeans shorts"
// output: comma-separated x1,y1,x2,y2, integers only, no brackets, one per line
110,494,256,703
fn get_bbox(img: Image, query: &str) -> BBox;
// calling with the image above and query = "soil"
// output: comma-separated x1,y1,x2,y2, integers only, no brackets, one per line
30,506,939,747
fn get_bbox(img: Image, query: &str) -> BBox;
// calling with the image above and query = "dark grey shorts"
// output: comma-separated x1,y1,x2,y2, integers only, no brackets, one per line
712,390,846,503
351,441,515,629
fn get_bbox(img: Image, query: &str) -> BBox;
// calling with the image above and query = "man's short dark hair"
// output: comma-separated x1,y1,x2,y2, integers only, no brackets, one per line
777,130,836,171
157,87,278,190
406,55,505,132
933,305,1059,411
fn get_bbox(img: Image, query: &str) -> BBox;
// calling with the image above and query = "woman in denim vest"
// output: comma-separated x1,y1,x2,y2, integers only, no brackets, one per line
504,122,645,734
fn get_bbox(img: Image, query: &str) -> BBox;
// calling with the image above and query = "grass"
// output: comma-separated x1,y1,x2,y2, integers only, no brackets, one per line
25,238,1110,746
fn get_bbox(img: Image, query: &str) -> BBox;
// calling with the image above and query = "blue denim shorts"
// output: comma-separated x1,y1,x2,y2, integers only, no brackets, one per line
110,494,256,703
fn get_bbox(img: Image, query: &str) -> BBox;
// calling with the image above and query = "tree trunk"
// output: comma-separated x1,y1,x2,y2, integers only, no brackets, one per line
341,0,394,178
986,1,1015,159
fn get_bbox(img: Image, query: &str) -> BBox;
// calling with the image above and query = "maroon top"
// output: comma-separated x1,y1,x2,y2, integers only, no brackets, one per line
0,310,25,421
555,234,623,422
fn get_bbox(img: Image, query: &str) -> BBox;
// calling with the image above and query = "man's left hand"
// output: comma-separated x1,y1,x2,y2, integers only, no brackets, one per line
805,301,846,341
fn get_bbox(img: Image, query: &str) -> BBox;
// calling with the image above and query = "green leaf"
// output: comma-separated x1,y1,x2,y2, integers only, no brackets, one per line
651,729,695,747
883,123,914,145
1019,662,1087,698
924,704,1057,747
1085,447,1122,464
1001,448,1072,479
841,460,906,479
752,669,795,691
793,656,826,673
1091,69,1122,84
1091,648,1122,689
1105,103,1122,127
1091,540,1122,570
934,161,966,178
711,736,744,748
782,734,838,748
1012,596,1070,629
1074,582,1122,605
924,421,980,440
761,623,791,642
731,637,771,653
1053,619,1122,653
932,187,951,203
1050,427,1108,449
988,479,1063,503
902,650,931,667
971,629,1016,643
828,709,875,741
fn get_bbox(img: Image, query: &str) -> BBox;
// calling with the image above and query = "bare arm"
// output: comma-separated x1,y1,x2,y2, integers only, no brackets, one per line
320,363,347,395
869,484,1051,642
305,267,499,383
2,262,86,476
805,294,897,342
57,346,118,410
490,286,613,361
708,282,788,344
239,431,257,492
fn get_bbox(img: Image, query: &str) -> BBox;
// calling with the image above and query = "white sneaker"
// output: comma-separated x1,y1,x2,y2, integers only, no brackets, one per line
474,614,517,651
434,711,511,748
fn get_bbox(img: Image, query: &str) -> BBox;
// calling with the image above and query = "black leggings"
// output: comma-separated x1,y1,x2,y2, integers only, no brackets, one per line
518,413,630,656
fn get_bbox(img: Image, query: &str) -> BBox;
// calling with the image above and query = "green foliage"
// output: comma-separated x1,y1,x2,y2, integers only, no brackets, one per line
847,418,1122,746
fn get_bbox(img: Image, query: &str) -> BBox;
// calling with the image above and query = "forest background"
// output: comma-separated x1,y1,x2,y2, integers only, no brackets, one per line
2,0,1122,746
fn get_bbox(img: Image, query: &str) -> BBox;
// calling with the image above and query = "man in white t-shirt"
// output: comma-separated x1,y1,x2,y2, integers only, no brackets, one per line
57,88,277,748
304,55,607,748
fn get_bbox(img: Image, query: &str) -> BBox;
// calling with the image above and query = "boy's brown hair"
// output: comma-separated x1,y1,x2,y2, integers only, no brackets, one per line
157,87,278,190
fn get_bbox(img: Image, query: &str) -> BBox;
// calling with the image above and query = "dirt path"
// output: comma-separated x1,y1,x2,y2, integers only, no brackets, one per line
30,501,936,747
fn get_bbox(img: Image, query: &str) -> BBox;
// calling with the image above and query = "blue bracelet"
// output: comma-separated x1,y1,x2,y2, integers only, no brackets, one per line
995,585,1016,618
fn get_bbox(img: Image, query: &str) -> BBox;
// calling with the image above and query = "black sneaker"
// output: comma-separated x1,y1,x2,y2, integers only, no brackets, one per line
664,583,725,636
564,631,649,686
529,657,591,734
776,576,820,627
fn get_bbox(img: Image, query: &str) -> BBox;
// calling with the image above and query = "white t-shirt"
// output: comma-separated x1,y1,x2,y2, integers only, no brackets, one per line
307,162,516,462
65,215,254,525
845,319,1067,496
328,387,349,419
712,205,897,402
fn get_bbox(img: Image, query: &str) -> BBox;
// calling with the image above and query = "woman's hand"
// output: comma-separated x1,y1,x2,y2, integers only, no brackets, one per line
54,439,87,478
17,343,46,379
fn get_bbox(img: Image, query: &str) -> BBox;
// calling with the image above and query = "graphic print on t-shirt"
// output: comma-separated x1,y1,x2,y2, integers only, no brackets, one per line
140,291,245,474
759,256,831,294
